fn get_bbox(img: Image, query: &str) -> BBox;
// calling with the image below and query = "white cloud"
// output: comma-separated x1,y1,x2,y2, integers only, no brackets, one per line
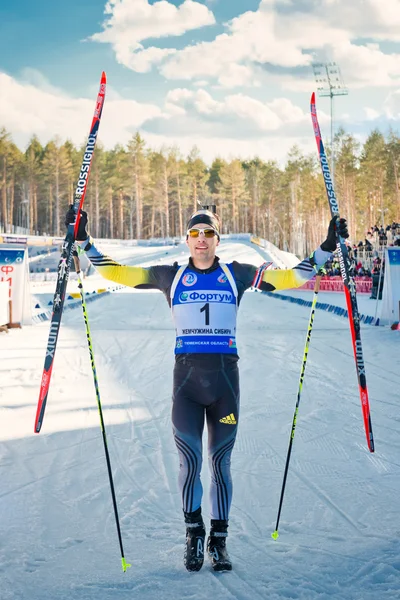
163,87,308,133
218,64,260,88
0,71,163,150
0,71,310,164
191,89,221,115
161,2,400,88
384,89,400,119
18,68,66,96
90,0,400,90
90,0,215,70
193,79,210,88
364,107,381,121
311,0,400,41
268,97,306,123
0,69,319,160
142,130,316,165
334,42,400,89
225,94,282,130
1,68,398,169
159,7,314,86
126,46,177,73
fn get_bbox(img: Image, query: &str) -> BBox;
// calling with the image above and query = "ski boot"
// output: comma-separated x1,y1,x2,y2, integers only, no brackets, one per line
207,519,232,572
184,508,206,572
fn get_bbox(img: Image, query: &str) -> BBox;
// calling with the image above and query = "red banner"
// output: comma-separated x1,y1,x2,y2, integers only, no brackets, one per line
301,276,372,294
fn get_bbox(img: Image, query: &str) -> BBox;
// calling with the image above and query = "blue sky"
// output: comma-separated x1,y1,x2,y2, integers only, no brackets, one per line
1,0,400,164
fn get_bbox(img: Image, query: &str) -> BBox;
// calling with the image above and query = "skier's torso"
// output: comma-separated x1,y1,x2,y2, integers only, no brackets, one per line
171,263,238,354
85,252,260,359
84,242,329,360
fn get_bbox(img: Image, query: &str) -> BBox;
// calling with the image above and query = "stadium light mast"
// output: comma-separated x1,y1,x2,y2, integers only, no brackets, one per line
312,61,348,185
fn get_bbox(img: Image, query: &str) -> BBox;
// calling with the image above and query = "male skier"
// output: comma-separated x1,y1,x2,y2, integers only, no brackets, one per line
66,207,347,572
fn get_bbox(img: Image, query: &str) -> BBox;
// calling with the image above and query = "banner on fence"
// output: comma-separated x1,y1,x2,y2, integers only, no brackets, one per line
380,247,400,326
0,245,32,326
301,276,372,294
0,281,9,326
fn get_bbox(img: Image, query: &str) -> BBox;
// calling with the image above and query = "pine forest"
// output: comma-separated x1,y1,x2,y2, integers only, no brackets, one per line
1,127,400,256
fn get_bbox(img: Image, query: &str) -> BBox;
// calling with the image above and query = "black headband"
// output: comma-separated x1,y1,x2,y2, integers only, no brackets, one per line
187,211,220,237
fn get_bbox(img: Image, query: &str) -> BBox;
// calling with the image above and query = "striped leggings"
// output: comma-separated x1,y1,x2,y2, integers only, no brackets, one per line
172,354,240,521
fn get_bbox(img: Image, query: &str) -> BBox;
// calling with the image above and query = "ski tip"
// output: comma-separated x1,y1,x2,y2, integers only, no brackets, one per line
101,71,107,83
271,530,279,541
311,91,315,105
121,557,131,572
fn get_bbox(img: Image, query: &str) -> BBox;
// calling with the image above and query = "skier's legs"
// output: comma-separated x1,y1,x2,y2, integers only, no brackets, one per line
172,363,208,514
206,361,240,521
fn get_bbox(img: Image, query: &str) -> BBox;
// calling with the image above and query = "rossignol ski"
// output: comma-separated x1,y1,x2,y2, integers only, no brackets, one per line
310,92,375,453
34,72,106,434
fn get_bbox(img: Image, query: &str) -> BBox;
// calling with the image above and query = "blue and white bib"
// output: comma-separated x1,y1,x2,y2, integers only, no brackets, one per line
171,264,238,354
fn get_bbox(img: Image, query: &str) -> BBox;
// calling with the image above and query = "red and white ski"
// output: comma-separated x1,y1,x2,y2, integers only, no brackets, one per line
310,92,375,452
34,72,107,433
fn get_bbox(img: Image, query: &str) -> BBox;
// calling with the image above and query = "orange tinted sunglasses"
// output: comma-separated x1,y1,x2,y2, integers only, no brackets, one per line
187,228,217,238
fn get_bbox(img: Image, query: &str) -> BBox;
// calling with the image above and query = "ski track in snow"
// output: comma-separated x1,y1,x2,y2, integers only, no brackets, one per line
0,240,399,600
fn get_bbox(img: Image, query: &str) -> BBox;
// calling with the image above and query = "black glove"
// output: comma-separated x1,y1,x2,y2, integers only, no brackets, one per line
321,217,349,252
65,205,89,241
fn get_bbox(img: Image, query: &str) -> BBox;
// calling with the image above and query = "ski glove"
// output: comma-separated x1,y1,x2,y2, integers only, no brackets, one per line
65,205,89,241
321,217,349,252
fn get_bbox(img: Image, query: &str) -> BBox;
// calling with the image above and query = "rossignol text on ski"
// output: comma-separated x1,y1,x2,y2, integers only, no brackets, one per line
34,71,106,434
310,92,375,453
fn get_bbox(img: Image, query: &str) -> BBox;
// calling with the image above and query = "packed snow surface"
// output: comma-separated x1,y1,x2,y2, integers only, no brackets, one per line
1,239,399,600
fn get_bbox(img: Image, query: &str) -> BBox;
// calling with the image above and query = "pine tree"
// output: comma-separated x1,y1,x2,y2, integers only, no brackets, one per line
167,147,189,238
386,130,400,224
0,128,23,233
104,145,129,239
187,147,208,213
334,128,359,241
359,130,387,233
24,136,43,233
218,160,248,233
41,138,73,235
128,133,149,240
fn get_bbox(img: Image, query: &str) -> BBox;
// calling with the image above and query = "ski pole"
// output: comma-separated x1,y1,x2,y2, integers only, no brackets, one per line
73,250,131,573
374,250,384,322
272,273,322,540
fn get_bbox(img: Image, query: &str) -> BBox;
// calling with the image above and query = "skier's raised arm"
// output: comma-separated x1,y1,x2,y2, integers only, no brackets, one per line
254,216,348,292
65,206,172,291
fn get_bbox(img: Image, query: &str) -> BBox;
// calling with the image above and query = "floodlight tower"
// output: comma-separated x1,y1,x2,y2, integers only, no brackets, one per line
312,62,348,185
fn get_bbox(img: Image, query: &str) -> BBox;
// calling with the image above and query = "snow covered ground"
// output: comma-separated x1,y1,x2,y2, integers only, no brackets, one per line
276,288,381,321
1,239,399,600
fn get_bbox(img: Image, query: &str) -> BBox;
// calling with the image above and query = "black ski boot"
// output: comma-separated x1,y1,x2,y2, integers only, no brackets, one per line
207,519,232,572
184,508,206,572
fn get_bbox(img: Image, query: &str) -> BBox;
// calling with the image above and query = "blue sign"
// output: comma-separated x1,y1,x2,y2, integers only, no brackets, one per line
0,249,25,265
387,248,400,265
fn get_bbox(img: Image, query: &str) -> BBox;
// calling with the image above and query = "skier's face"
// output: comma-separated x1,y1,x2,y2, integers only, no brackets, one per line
186,223,220,265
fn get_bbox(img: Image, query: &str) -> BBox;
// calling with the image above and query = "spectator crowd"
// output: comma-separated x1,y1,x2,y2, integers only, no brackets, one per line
323,221,400,279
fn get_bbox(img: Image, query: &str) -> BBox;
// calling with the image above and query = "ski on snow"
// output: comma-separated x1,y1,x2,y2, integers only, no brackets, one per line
34,72,106,433
310,92,375,453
